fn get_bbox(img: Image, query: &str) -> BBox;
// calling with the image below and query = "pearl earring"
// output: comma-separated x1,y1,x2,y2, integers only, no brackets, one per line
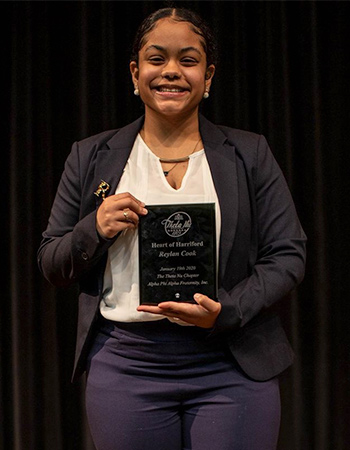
203,91,209,99
134,88,140,96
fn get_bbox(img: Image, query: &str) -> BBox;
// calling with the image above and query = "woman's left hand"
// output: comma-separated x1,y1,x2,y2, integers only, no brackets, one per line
137,294,221,329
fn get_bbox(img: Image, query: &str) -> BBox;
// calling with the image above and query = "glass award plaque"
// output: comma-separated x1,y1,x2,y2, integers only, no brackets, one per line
139,203,217,305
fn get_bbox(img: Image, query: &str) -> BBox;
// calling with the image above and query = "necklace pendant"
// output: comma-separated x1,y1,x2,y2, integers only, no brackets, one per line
163,171,169,177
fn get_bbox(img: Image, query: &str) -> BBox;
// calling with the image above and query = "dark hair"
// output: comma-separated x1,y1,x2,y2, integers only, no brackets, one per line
131,7,218,67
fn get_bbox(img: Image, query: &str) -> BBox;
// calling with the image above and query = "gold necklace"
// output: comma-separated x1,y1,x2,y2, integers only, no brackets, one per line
161,137,202,177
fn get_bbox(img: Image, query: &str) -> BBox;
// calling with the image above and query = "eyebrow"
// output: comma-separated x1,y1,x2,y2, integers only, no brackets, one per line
145,45,202,56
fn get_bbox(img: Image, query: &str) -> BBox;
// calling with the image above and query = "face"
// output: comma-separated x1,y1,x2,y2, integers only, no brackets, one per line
130,18,215,119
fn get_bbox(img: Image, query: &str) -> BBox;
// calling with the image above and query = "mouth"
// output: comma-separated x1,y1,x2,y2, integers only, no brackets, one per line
154,85,189,94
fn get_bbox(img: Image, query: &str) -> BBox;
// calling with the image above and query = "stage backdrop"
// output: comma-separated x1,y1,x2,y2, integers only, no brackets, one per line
1,1,349,449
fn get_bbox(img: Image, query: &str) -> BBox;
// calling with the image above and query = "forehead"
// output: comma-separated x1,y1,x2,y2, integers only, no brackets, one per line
141,18,205,52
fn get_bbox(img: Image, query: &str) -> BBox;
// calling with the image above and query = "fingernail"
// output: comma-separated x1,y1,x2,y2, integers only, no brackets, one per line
142,208,148,214
194,293,201,300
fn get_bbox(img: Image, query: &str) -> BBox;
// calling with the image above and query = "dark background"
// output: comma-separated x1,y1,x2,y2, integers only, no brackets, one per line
1,1,349,449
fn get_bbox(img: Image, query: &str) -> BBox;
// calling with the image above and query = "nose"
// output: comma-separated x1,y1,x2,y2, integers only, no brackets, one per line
161,60,181,80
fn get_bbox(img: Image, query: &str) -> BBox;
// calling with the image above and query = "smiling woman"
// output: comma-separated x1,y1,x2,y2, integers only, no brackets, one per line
38,6,306,450
130,18,215,124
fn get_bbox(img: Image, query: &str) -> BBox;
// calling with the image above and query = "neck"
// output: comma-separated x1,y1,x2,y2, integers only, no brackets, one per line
141,110,201,158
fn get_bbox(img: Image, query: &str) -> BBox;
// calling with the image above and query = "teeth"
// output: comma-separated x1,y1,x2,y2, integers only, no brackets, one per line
158,88,184,92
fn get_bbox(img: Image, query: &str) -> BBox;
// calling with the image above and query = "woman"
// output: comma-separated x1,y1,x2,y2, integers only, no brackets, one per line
38,7,306,450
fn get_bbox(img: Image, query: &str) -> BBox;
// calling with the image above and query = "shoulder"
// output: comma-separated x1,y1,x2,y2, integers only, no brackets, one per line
76,129,120,152
64,129,122,176
216,125,266,154
199,114,265,157
218,126,271,172
205,123,269,174
74,116,144,157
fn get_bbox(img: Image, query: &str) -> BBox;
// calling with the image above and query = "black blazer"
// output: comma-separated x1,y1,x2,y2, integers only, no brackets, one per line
38,115,306,382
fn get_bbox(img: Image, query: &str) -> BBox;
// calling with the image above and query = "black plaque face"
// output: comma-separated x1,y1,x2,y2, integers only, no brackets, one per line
139,203,217,305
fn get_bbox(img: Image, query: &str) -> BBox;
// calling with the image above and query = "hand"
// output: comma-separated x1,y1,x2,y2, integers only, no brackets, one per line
137,293,222,329
96,192,148,239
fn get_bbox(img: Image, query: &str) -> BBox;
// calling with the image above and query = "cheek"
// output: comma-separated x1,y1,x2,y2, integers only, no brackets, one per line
138,66,159,84
191,74,207,92
187,68,207,85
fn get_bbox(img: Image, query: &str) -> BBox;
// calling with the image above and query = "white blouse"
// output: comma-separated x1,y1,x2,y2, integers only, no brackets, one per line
100,134,221,323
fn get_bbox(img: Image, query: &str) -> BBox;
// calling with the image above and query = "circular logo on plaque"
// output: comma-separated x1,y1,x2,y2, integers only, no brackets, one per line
162,212,192,237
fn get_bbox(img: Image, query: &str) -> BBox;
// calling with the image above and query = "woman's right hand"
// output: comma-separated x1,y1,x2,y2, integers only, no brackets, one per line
96,192,148,239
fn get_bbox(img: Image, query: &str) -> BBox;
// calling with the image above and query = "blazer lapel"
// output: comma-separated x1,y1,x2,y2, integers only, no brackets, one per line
92,117,144,207
199,115,239,282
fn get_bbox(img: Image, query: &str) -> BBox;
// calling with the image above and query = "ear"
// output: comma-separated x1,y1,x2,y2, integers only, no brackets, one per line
130,61,139,85
205,65,215,90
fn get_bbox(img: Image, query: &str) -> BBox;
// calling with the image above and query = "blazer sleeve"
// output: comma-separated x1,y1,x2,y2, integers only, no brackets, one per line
214,135,307,333
37,141,116,287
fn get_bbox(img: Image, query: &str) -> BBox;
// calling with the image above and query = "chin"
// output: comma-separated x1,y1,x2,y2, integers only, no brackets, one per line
155,103,198,117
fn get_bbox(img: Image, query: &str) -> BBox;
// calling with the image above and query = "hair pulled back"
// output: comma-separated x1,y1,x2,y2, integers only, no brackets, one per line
131,7,218,68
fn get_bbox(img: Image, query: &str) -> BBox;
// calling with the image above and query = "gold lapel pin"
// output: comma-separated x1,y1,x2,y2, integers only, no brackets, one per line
94,180,110,200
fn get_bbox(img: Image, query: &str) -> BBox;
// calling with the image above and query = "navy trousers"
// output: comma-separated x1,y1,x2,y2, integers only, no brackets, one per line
85,318,280,450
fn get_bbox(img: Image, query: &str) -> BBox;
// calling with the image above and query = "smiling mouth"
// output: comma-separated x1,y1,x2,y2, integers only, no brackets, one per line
155,87,187,93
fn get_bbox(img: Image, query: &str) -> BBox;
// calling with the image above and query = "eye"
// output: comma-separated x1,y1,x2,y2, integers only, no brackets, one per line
181,57,198,66
148,56,164,64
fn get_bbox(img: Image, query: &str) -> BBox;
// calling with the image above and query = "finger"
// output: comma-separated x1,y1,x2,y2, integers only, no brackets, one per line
137,305,164,314
105,198,147,217
111,193,148,215
157,301,190,312
119,208,139,225
96,207,139,238
113,192,146,207
157,302,199,318
193,294,221,312
137,305,192,325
